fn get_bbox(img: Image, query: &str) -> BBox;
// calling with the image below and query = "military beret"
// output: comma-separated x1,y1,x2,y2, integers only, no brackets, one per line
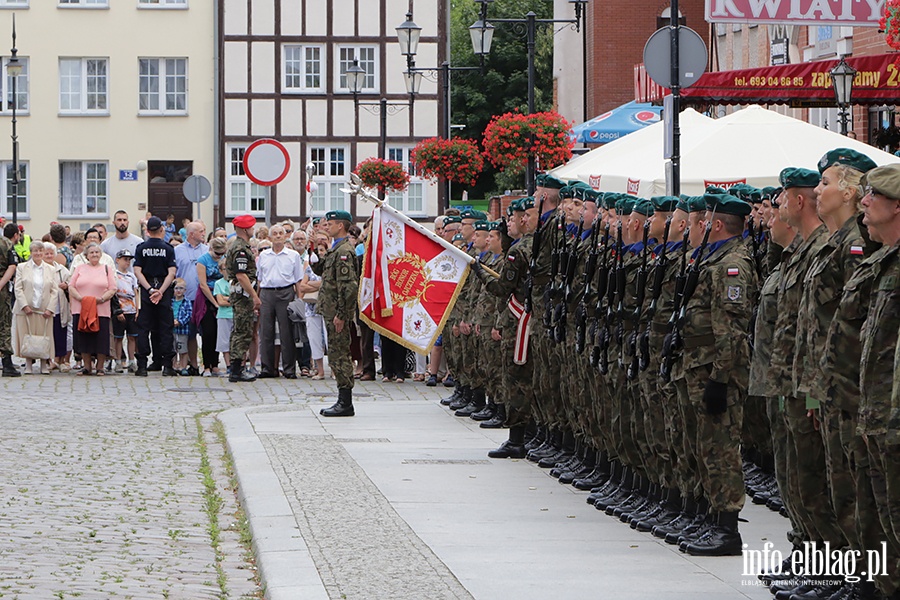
600,192,618,210
558,186,574,200
513,196,535,211
506,201,517,217
675,196,692,213
486,220,502,231
704,193,752,217
632,198,654,217
780,167,820,189
688,196,709,213
232,214,256,229
769,187,784,208
862,164,900,200
535,174,566,189
474,220,491,231
650,195,679,212
443,215,462,225
818,148,877,174
451,233,465,242
459,209,487,221
325,210,353,223
616,196,636,216
761,186,778,201
705,186,727,194
582,189,600,204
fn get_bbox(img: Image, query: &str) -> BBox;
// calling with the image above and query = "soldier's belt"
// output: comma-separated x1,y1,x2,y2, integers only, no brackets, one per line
507,294,532,366
682,334,716,349
651,322,669,334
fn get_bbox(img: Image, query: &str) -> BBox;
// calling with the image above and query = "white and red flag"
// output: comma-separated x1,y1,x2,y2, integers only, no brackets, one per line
359,201,473,355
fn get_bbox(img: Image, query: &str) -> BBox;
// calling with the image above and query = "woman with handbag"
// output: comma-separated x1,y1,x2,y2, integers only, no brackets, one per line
69,243,117,376
13,240,60,374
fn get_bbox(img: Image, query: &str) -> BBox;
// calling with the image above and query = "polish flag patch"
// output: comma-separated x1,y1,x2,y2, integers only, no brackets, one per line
727,267,740,276
850,246,864,256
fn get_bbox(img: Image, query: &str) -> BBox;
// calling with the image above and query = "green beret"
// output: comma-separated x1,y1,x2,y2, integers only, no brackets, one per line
582,189,600,204
705,186,727,194
632,198,654,217
558,186,574,200
675,197,691,213
474,220,490,231
513,196,535,211
506,201,517,217
747,189,762,204
863,164,900,200
780,167,820,189
459,209,486,221
451,233,464,242
487,220,503,231
770,187,784,208
443,215,462,225
688,196,708,213
704,193,752,217
616,196,636,216
761,186,777,201
325,210,352,223
650,195,679,212
818,148,877,174
535,174,566,189
599,192,617,211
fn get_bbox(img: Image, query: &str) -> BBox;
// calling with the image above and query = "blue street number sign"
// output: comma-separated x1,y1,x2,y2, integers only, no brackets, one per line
119,170,139,182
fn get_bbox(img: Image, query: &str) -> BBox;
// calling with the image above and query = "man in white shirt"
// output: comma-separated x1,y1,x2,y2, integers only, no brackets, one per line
174,221,208,375
257,224,303,379
101,211,144,272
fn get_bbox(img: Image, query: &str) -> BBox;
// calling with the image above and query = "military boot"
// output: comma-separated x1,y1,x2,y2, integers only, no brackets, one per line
449,386,471,411
455,387,485,417
655,496,700,543
440,386,463,406
559,446,596,484
2,355,21,377
683,510,743,557
487,425,526,459
470,396,496,421
573,451,611,490
635,488,682,532
480,403,506,429
551,438,585,478
678,511,718,551
523,426,546,451
527,428,561,462
229,359,257,382
321,388,354,417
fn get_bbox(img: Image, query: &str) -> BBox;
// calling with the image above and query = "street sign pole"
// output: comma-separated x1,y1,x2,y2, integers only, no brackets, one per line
670,0,681,197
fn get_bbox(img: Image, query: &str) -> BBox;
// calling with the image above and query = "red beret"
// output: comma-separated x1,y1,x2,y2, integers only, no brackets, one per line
232,214,256,229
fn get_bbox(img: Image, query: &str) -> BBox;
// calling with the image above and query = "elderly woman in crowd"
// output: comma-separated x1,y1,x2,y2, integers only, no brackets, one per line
69,243,117,376
196,236,227,376
13,240,60,374
299,234,328,379
43,242,72,372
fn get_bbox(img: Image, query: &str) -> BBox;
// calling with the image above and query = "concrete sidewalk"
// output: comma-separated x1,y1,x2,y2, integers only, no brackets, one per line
221,387,786,600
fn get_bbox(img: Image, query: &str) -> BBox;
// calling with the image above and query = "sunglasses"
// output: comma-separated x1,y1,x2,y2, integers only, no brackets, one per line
213,251,224,257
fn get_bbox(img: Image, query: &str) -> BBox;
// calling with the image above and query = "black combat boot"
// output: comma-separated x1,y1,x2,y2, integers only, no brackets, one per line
635,488,682,532
684,510,743,556
449,386,471,411
321,388,355,417
559,445,596,484
441,386,463,406
229,359,257,382
656,496,700,543
456,387,486,417
527,427,560,461
487,425,526,459
480,403,506,428
573,451,611,490
551,438,584,478
2,355,21,377
470,396,496,421
524,426,546,451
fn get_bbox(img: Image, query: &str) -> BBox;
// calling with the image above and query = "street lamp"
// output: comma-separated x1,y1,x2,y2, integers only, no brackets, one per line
469,0,587,194
7,15,22,225
346,57,409,162
395,12,422,58
831,56,856,136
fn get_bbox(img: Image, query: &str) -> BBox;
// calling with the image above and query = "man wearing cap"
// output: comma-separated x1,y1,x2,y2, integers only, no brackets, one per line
257,224,303,379
670,193,757,557
312,210,359,417
225,214,260,382
0,222,20,377
133,216,178,377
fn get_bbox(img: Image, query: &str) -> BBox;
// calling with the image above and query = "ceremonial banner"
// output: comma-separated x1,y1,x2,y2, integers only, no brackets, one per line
359,202,473,355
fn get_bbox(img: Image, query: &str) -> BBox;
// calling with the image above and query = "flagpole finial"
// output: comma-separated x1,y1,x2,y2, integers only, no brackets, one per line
344,173,385,207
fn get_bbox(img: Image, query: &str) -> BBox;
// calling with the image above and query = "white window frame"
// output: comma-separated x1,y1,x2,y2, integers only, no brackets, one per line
227,145,268,217
308,146,349,215
1,160,29,220
138,0,187,8
59,57,109,115
1,56,29,115
138,57,188,115
58,0,108,7
0,0,29,7
282,44,324,93
59,160,109,218
336,45,378,93
385,147,426,217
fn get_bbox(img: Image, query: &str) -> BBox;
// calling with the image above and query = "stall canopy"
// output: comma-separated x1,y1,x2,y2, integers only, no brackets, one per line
569,101,663,144
681,53,900,106
551,105,900,197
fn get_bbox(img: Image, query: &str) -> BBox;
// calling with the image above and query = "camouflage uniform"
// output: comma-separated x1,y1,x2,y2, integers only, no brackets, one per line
311,237,359,390
472,251,505,399
225,236,257,361
0,236,18,358
671,236,757,512
618,245,649,478
530,209,563,428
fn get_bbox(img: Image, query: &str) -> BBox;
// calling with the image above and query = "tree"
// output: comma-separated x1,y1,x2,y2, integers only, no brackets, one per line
448,0,555,201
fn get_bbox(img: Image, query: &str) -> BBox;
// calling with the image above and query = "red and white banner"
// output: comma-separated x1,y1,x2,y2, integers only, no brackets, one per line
705,0,884,26
359,202,473,355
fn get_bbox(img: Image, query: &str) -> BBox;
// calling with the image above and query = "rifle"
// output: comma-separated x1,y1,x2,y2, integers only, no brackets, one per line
626,220,651,379
614,221,627,349
555,216,584,344
600,221,623,374
576,216,601,354
659,226,690,382
748,216,762,280
638,216,672,371
543,214,563,332
524,194,546,315
589,222,612,367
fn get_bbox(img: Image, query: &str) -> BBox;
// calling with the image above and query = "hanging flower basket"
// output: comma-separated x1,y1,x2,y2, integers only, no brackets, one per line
411,137,484,187
353,158,410,192
482,110,574,173
882,0,900,60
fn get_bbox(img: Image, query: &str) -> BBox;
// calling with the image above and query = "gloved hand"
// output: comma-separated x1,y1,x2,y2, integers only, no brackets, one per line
703,380,728,415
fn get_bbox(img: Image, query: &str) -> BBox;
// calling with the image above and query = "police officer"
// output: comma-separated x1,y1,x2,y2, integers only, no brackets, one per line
0,222,20,377
133,216,177,377
226,214,260,383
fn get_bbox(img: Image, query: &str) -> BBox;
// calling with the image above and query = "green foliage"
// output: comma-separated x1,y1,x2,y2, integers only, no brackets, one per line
449,0,555,200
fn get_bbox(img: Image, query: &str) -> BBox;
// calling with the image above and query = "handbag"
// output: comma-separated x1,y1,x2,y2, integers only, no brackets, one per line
301,290,318,305
20,315,51,359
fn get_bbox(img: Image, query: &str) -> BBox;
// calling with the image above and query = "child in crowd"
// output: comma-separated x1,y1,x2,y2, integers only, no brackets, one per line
112,250,140,372
172,278,193,374
214,261,233,374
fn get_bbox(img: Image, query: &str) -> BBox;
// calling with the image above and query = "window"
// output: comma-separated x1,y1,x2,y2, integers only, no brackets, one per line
1,57,28,114
59,161,108,217
138,0,187,7
337,46,377,92
228,146,268,215
308,146,349,214
59,58,108,114
139,58,187,114
59,0,108,6
386,147,425,216
0,0,29,7
283,45,323,92
1,161,28,219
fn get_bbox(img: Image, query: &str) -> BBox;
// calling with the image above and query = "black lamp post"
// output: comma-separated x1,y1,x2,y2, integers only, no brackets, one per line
346,58,409,162
7,15,22,225
469,0,587,194
830,56,856,136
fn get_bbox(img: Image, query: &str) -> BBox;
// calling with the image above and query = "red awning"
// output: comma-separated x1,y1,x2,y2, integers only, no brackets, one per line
681,53,900,106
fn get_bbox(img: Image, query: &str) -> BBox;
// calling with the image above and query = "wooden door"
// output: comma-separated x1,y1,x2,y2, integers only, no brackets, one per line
147,161,193,225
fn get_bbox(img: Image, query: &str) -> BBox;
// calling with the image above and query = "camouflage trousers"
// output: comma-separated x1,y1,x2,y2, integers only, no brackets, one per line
743,395,773,458
864,434,900,596
660,376,696,496
782,396,845,546
767,397,807,548
558,335,584,437
674,366,745,512
460,329,485,389
639,362,675,489
500,327,533,428
478,331,502,403
443,325,459,382
229,293,255,361
0,290,12,357
530,302,563,427
325,319,354,390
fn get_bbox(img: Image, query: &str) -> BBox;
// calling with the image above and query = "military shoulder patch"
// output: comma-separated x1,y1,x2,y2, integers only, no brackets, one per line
727,285,742,301
849,246,864,256
508,255,516,261
726,267,740,276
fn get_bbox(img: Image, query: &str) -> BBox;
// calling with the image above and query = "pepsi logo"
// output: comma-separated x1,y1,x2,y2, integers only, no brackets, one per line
634,110,660,123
